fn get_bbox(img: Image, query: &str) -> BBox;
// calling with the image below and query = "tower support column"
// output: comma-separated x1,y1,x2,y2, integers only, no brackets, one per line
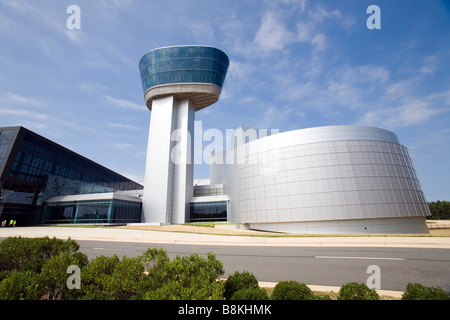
171,98,195,224
142,96,194,224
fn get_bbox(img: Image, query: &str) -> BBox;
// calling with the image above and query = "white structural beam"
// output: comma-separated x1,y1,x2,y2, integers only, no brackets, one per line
171,99,195,224
141,96,194,224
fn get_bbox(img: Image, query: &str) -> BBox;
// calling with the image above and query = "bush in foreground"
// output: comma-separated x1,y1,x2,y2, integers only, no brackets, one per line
0,237,225,300
0,237,88,300
140,250,225,300
81,249,225,300
81,254,147,300
0,270,41,300
224,271,259,300
402,283,449,300
231,287,270,300
271,281,315,300
0,236,80,273
337,282,379,300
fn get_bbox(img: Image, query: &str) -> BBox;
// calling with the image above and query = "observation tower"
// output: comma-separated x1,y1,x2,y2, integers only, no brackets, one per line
139,46,229,224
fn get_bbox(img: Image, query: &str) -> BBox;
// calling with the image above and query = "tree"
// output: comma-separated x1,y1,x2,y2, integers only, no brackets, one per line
428,201,450,220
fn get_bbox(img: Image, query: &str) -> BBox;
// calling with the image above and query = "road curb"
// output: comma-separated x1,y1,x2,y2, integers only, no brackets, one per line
257,282,404,299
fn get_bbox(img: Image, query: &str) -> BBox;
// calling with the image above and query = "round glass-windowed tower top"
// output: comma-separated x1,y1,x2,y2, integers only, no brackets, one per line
139,45,229,111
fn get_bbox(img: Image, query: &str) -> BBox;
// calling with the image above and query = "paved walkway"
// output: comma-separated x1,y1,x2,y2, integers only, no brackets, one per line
1,225,449,248
427,220,450,229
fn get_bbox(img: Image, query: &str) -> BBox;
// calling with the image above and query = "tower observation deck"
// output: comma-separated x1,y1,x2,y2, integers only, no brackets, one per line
140,45,229,111
139,46,229,224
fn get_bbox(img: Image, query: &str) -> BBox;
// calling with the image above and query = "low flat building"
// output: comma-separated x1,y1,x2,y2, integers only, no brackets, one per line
0,126,142,225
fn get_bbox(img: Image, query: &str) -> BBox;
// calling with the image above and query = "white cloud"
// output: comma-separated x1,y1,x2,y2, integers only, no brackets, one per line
359,101,441,128
296,21,313,42
79,83,110,92
4,0,86,45
0,93,41,106
251,5,336,53
324,65,390,109
358,90,449,129
110,142,134,150
420,53,440,75
271,0,307,13
307,5,341,23
227,60,256,81
100,0,134,8
311,33,327,52
106,95,145,111
0,12,13,32
251,100,298,130
335,65,390,85
2,0,34,12
253,11,296,52
0,103,81,142
108,123,141,130
0,107,49,122
385,79,416,99
189,22,215,43
393,101,442,127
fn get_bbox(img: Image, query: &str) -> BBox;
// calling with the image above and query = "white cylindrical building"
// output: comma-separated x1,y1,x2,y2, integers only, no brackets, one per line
219,125,430,234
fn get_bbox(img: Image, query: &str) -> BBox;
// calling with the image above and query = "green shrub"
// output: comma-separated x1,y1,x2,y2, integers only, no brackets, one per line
0,237,87,300
231,287,270,300
0,270,41,300
0,270,12,282
224,271,259,300
103,255,146,300
0,236,80,272
81,254,148,300
313,292,332,300
160,252,224,288
402,283,450,300
79,255,121,299
39,251,88,300
80,248,225,300
143,280,194,300
143,278,224,300
338,282,379,300
271,281,315,300
141,250,225,300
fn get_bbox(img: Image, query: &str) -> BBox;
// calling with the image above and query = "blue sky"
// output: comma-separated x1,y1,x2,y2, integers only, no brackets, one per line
0,0,449,201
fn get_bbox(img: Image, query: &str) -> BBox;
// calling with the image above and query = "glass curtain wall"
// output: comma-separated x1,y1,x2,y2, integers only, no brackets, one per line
0,129,15,168
139,46,229,93
189,201,227,222
43,199,141,224
10,135,141,190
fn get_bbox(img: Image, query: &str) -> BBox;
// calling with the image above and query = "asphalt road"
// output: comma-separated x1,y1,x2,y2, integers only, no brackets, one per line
76,240,450,292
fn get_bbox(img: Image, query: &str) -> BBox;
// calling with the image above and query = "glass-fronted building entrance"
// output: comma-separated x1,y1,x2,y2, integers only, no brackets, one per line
190,201,227,222
43,193,142,225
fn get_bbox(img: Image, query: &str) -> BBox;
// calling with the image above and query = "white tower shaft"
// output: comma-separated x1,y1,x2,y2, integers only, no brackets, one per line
142,96,194,224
